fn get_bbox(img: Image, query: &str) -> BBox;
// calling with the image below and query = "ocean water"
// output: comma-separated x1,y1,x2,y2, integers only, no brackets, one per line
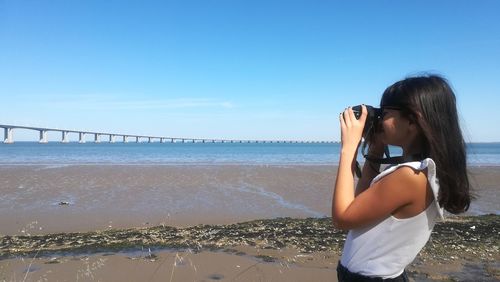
0,142,498,166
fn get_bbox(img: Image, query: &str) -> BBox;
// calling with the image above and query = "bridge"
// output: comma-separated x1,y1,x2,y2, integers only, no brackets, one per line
0,124,334,144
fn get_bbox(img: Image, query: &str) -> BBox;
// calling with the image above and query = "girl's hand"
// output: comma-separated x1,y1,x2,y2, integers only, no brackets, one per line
340,105,368,152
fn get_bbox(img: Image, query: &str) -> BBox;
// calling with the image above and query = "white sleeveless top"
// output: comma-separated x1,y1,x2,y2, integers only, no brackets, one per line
340,158,444,279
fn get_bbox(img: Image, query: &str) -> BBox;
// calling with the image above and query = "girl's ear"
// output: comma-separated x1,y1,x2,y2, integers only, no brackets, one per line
408,110,424,125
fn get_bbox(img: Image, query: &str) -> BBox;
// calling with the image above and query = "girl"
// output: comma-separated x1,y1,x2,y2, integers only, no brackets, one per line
332,75,471,281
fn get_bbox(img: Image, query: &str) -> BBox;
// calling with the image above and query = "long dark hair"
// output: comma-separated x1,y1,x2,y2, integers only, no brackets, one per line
379,74,471,214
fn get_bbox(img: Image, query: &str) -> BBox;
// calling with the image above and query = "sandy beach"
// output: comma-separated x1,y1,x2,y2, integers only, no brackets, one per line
1,165,499,281
0,165,335,235
1,247,341,282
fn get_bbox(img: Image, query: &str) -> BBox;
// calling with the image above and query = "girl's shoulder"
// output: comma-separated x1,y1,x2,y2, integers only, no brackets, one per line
371,158,436,185
372,165,428,194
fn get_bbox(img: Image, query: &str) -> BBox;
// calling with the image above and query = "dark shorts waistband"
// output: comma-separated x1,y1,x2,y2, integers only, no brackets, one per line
336,262,408,282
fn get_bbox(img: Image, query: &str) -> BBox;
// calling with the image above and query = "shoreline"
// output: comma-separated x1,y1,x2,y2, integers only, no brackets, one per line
2,162,500,167
1,215,498,281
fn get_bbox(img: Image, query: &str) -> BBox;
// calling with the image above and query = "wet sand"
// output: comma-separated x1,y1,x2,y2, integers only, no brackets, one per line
1,248,498,281
0,165,498,235
0,165,335,235
1,165,499,281
0,248,341,282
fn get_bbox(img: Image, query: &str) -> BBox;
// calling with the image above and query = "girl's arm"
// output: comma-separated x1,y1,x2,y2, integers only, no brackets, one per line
332,106,423,230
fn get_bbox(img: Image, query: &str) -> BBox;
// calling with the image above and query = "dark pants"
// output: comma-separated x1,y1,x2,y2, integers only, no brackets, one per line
337,262,409,282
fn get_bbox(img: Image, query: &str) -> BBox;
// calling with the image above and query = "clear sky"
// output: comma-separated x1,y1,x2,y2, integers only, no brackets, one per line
1,0,499,142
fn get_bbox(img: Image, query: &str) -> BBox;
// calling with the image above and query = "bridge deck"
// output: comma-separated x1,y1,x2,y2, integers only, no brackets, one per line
0,124,335,144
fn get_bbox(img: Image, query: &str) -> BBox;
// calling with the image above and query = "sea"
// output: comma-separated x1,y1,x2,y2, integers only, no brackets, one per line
0,142,499,166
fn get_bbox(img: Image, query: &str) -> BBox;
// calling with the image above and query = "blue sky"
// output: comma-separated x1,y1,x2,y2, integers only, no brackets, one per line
1,0,499,142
